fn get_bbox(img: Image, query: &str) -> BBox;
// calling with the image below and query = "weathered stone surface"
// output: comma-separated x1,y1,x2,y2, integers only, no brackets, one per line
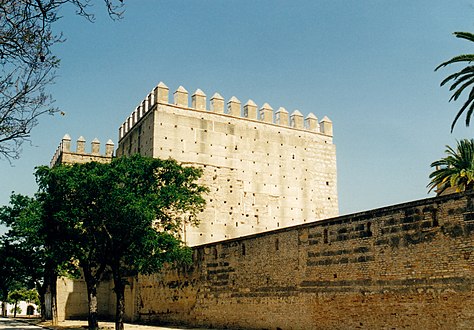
50,136,114,167
117,83,338,246
57,192,474,329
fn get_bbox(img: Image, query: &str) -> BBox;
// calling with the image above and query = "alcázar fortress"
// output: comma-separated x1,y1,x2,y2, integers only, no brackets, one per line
50,82,474,329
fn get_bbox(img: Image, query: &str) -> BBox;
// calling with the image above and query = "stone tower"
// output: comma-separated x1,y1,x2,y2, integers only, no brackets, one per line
117,82,338,246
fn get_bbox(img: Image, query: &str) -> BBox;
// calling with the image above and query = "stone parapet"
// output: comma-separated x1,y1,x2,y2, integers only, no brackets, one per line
118,81,333,141
50,134,114,167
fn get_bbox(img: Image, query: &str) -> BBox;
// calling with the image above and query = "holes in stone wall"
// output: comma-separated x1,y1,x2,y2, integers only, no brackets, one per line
323,229,329,244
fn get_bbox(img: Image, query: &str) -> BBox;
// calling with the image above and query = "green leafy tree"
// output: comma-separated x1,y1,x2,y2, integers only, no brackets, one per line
0,195,43,318
0,241,24,317
0,193,74,323
0,194,39,317
436,32,474,132
35,162,110,330
7,288,39,317
101,156,207,330
8,290,25,318
428,139,474,194
35,155,208,330
9,306,21,316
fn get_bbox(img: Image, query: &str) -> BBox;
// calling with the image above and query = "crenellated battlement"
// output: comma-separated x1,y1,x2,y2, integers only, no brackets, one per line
118,82,333,141
116,81,338,246
50,134,114,167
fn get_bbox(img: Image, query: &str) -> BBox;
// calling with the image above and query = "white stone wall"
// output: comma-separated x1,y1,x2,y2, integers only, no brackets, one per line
117,82,338,246
0,301,39,316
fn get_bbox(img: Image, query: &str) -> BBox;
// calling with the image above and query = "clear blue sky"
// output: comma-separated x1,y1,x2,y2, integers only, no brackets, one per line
1,0,474,220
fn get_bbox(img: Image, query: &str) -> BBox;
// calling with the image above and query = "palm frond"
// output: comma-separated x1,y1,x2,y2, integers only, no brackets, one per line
450,94,474,132
437,31,474,130
449,78,474,101
448,71,474,91
465,101,474,127
441,66,474,87
454,31,474,43
436,54,474,71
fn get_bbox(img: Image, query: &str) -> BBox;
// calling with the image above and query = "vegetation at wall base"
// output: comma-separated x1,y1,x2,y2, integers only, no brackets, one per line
428,139,474,194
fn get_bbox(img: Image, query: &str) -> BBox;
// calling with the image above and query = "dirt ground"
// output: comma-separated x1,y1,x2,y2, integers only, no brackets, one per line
15,318,212,330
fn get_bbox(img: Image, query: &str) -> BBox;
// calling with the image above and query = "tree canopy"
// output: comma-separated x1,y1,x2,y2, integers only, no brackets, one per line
33,154,208,330
428,139,474,194
0,192,66,321
0,0,123,160
436,31,474,132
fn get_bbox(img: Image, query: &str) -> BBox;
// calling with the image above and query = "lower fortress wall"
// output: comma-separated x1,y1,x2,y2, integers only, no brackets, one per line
59,192,474,329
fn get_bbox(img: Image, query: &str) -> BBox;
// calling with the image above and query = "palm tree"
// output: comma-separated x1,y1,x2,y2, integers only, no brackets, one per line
436,32,474,132
428,139,474,194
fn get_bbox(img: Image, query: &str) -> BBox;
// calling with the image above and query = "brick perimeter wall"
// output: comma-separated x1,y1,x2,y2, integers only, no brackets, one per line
132,192,474,329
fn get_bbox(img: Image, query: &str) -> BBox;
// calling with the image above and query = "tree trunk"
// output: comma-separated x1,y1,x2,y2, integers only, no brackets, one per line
49,270,58,325
1,289,8,317
115,285,125,330
112,266,125,330
37,282,47,322
13,301,17,318
83,265,99,330
1,301,6,317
